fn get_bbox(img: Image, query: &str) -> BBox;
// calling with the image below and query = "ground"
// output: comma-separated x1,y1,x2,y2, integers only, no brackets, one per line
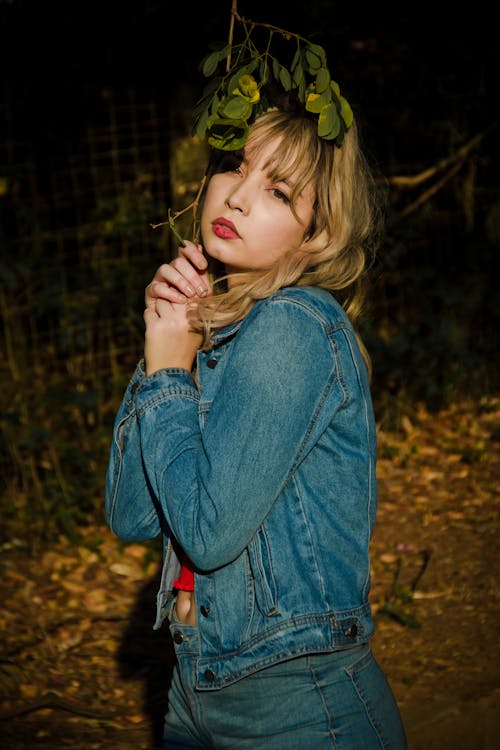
1,398,499,749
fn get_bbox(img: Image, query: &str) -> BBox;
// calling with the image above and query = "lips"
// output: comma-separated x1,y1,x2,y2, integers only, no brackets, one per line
212,216,240,240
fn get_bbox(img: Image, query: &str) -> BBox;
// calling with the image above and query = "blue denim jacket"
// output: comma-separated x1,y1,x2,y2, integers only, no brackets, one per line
105,285,378,690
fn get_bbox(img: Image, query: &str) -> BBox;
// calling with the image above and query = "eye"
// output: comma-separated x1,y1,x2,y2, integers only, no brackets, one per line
270,187,291,204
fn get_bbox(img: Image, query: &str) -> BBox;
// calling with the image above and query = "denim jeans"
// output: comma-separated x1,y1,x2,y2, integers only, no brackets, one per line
164,610,407,749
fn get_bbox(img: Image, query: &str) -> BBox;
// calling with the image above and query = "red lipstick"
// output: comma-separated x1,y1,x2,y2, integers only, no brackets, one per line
212,216,240,239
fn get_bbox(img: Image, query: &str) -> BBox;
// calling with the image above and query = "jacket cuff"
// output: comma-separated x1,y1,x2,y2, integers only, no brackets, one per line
134,367,199,411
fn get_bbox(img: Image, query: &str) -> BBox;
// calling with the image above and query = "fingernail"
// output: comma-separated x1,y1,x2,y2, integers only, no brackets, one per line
198,286,208,296
185,285,195,295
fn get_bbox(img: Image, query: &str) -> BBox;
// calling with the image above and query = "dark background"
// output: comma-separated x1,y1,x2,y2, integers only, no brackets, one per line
0,8,499,749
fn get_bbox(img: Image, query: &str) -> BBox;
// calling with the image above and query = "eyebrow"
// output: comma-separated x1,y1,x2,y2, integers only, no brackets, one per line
244,146,301,192
266,166,297,190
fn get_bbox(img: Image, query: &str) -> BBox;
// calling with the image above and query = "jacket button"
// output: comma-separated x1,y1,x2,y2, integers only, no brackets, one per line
206,357,218,368
204,669,216,682
344,624,358,638
173,630,184,644
200,605,210,617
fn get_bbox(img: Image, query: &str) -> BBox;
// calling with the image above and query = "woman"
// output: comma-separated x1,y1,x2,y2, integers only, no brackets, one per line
105,108,407,748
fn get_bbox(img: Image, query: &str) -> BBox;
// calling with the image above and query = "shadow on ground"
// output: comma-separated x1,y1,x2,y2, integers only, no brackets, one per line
116,575,175,748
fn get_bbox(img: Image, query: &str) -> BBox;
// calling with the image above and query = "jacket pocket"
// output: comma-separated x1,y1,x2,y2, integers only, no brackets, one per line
248,528,279,616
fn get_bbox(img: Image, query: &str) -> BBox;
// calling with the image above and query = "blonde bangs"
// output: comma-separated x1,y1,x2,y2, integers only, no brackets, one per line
245,110,328,213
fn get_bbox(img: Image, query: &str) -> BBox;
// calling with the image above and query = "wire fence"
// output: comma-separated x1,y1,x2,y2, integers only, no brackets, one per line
0,86,207,544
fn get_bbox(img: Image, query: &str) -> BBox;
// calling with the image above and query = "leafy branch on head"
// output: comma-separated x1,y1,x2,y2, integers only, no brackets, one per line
153,0,352,247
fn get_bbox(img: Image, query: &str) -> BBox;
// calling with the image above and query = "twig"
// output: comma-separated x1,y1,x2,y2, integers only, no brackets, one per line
396,159,464,220
227,0,238,73
150,175,207,244
410,549,432,592
386,127,493,189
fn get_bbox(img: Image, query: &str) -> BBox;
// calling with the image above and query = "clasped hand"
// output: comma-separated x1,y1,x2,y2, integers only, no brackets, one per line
143,241,212,375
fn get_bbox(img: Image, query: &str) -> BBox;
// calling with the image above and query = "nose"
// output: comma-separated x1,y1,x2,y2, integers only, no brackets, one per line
225,180,250,214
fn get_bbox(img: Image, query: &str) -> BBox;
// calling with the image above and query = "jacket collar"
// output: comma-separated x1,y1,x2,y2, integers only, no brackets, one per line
209,319,245,347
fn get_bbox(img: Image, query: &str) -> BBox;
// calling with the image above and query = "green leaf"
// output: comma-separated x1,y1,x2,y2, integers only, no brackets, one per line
193,97,213,122
233,74,260,103
193,108,209,140
279,67,292,91
305,44,325,72
207,40,230,53
310,43,326,60
330,79,341,98
318,102,341,139
316,67,330,93
290,48,300,72
167,209,187,246
340,96,354,128
210,94,220,116
246,58,259,75
192,98,208,121
215,44,231,63
329,82,342,114
227,69,244,95
305,87,332,113
272,58,281,81
292,62,303,88
207,118,249,151
220,95,252,120
202,76,223,98
202,51,221,77
192,79,222,120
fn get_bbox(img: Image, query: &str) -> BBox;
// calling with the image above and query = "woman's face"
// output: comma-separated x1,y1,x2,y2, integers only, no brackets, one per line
201,137,315,275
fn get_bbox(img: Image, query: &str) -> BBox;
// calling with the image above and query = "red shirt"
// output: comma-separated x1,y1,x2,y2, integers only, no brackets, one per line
173,554,195,591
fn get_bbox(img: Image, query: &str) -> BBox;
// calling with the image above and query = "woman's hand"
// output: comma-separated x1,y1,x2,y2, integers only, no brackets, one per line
143,242,212,376
145,241,211,311
144,297,202,375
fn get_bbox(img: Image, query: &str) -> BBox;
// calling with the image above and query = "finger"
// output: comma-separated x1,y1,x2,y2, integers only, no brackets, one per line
149,280,188,303
145,280,186,308
146,260,197,301
145,263,178,305
178,241,208,271
170,256,210,298
151,262,177,284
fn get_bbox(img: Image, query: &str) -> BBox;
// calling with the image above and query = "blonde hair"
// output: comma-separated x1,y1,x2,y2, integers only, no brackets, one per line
193,108,381,371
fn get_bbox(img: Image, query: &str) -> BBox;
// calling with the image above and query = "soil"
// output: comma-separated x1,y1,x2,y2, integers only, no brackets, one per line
1,397,499,750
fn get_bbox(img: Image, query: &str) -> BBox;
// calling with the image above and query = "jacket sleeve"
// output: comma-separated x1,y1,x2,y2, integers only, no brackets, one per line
105,360,164,541
134,297,343,569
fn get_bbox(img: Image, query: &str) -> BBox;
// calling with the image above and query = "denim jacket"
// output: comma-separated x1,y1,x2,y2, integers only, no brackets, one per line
105,285,378,690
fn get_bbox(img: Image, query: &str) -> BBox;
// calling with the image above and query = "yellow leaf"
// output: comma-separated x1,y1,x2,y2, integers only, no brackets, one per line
20,683,39,698
110,563,145,580
380,553,398,564
127,714,146,724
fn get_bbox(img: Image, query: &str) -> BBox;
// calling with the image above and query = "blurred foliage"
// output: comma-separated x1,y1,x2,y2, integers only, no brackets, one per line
0,173,163,549
0,0,498,545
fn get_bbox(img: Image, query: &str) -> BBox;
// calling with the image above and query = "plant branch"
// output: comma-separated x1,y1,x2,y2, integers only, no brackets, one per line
227,0,238,73
387,128,492,189
150,175,207,245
